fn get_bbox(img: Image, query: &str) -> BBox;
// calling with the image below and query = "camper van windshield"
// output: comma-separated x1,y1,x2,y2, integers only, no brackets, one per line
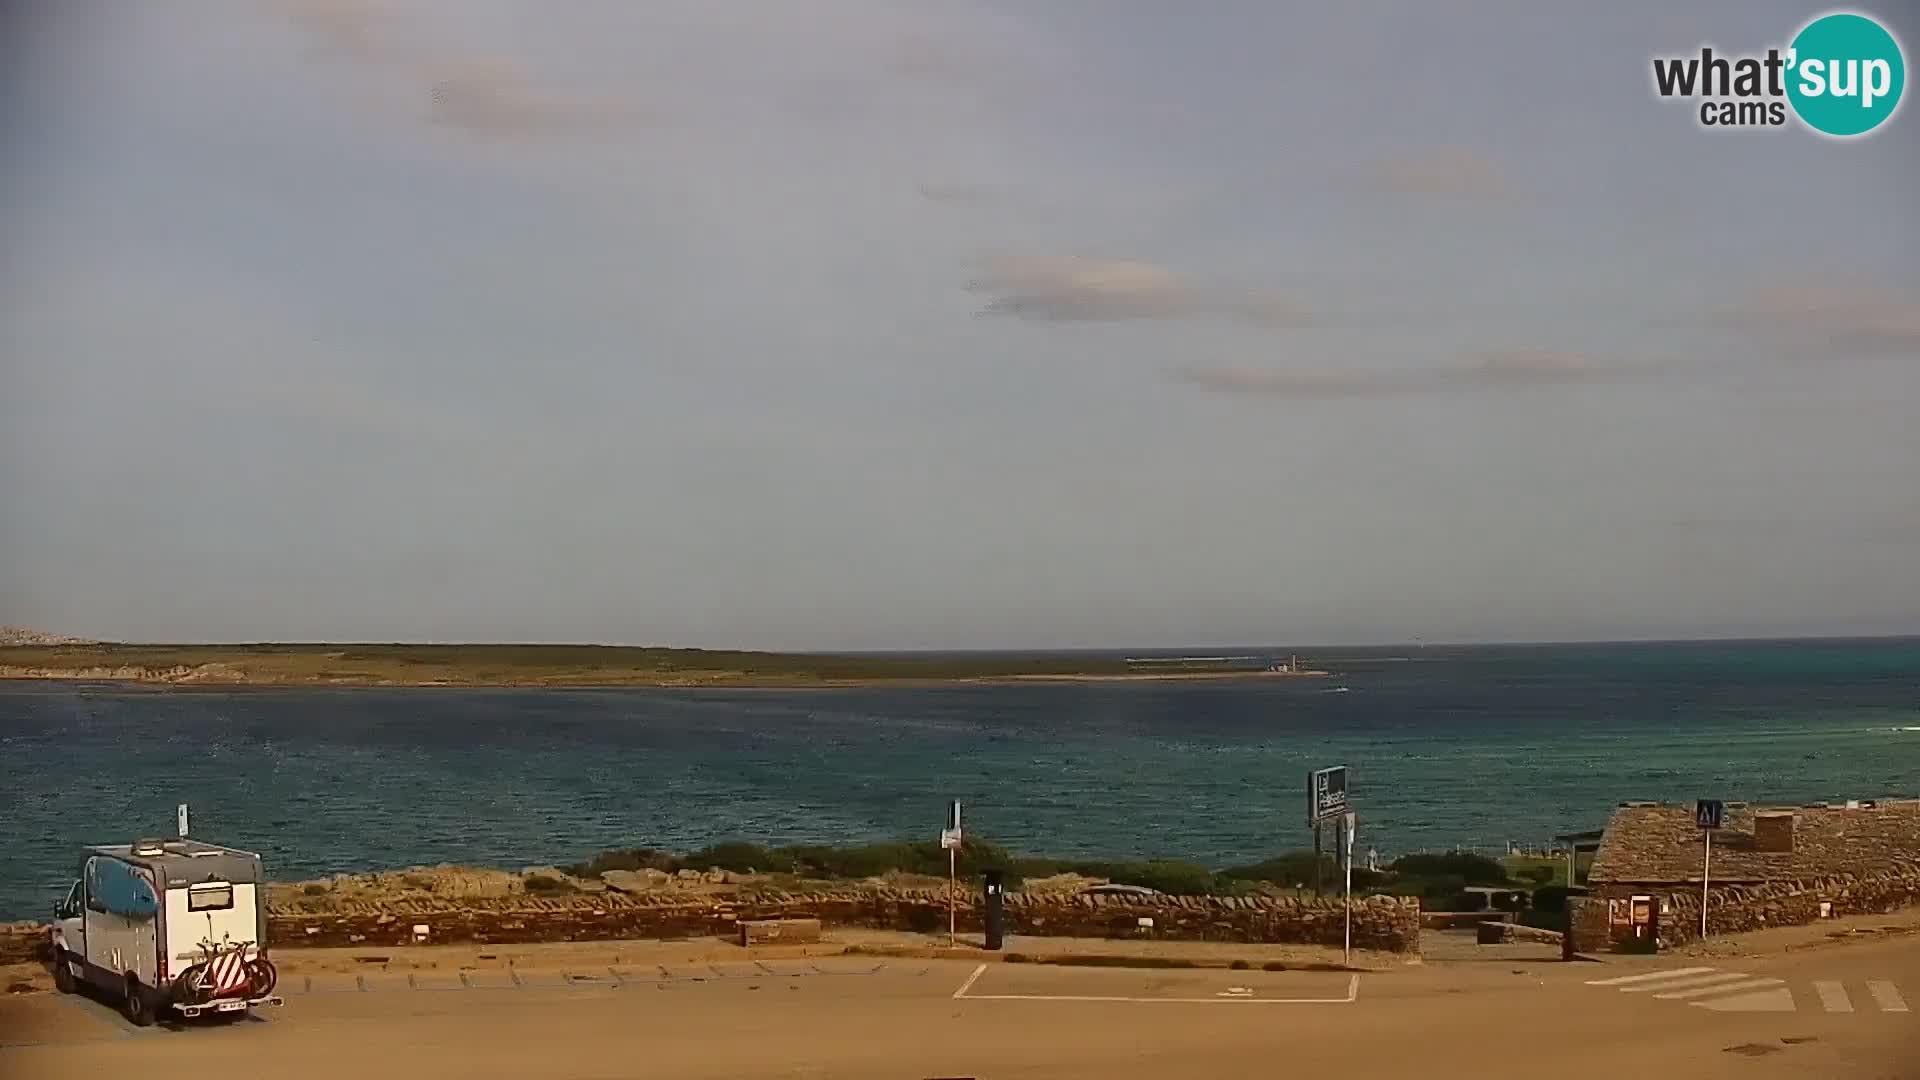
187,883,233,911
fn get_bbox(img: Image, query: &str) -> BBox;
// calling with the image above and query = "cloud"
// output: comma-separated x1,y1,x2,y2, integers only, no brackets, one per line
968,256,1305,326
1720,285,1920,348
1176,349,1651,399
425,60,649,137
288,0,384,59
1377,149,1509,199
916,182,1001,206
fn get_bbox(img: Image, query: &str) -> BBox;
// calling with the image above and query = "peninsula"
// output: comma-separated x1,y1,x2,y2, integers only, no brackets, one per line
0,641,1332,689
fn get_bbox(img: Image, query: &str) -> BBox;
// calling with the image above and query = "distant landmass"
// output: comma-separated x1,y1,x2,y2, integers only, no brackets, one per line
0,626,96,646
0,639,1328,688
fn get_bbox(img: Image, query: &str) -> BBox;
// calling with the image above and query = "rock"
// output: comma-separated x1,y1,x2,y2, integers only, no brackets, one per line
704,869,727,884
600,870,659,895
675,869,702,881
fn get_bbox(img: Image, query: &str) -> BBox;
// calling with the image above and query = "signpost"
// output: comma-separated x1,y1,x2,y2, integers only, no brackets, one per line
1307,766,1349,897
941,800,963,947
1342,811,1356,966
177,803,190,839
1696,799,1724,939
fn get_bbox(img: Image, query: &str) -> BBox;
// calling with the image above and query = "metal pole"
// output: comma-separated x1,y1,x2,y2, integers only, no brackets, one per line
948,845,957,948
1313,823,1323,897
1343,813,1355,967
1700,830,1711,940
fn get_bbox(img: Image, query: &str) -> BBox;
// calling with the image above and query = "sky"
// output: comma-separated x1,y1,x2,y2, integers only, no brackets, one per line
1,0,1916,650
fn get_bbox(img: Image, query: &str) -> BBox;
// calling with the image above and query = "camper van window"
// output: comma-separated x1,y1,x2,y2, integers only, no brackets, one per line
188,883,234,911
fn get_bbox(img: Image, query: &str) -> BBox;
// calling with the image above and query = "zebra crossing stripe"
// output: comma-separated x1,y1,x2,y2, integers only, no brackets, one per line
1815,981,1853,1013
1695,987,1796,1012
1867,981,1909,1013
1653,977,1784,1000
1622,972,1754,993
1585,967,1715,987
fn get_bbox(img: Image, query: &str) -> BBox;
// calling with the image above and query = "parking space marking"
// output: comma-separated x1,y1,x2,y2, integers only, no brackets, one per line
950,965,1361,1005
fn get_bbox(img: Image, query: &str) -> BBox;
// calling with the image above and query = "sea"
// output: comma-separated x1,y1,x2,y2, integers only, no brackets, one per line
3,638,1917,921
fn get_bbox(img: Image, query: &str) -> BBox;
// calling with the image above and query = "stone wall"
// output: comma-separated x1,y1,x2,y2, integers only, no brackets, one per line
4,891,1421,960
1583,858,1920,952
1,922,47,965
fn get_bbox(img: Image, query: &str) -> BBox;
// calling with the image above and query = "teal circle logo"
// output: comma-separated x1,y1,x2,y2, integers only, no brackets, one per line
1786,12,1906,137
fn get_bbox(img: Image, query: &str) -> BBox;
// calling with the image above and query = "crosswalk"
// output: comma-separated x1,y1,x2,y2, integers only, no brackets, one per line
1585,966,1910,1014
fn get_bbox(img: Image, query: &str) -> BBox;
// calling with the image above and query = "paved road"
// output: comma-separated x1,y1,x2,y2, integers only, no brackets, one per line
4,939,1916,1079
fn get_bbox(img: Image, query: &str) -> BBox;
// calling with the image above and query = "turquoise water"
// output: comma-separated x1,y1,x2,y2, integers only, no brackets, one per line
3,638,1917,919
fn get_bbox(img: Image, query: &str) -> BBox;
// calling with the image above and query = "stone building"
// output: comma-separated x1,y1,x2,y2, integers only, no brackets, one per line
1571,797,1920,952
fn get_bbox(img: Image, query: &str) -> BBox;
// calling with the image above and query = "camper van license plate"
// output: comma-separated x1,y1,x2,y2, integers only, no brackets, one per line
216,1000,246,1013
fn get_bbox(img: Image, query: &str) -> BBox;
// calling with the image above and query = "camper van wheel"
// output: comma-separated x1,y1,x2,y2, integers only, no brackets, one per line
123,978,156,1027
51,952,75,995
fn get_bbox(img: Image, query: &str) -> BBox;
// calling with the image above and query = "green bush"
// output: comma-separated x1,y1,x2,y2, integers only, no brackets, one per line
1519,865,1556,884
1530,885,1571,913
1389,852,1508,886
677,842,790,874
563,848,678,877
1222,852,1384,891
302,883,328,896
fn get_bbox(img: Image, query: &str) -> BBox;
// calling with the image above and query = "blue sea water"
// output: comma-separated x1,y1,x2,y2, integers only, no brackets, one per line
3,638,1918,920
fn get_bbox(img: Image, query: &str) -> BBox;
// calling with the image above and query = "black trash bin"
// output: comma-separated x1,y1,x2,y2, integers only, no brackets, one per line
983,869,1006,951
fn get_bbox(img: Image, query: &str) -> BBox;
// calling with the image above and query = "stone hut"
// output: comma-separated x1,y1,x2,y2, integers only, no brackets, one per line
1572,797,1920,951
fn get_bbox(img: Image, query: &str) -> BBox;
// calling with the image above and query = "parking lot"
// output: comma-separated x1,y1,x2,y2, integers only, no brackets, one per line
2,946,1910,1079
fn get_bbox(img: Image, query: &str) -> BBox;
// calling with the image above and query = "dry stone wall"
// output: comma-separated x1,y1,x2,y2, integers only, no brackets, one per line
272,889,1420,953
5,891,1420,960
1577,858,1920,952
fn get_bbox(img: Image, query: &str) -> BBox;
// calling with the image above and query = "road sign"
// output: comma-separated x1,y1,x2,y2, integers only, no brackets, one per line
940,828,963,850
1695,798,1723,939
1308,766,1349,824
177,804,190,838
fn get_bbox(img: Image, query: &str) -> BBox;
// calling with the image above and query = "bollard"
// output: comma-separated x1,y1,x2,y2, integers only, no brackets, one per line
983,870,1005,951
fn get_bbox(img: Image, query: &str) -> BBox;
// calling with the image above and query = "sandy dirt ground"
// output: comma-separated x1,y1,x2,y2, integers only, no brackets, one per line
5,922,1917,1079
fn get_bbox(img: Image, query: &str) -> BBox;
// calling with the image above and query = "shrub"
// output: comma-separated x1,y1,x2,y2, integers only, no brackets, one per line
302,883,328,896
564,847,677,878
676,842,787,874
1520,865,1556,885
1389,852,1508,886
1230,959,1251,970
1530,885,1571,913
1262,961,1288,972
1221,852,1385,891
1103,860,1216,896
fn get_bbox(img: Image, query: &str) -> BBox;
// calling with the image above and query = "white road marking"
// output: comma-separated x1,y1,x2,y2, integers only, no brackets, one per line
1622,971,1753,993
1695,987,1796,1013
1815,980,1854,1013
951,964,988,1000
954,971,1360,1004
1867,981,1909,1013
1585,967,1715,987
1653,978,1784,1000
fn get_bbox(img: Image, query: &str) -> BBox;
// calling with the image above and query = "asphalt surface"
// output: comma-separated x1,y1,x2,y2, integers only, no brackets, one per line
3,938,1916,1079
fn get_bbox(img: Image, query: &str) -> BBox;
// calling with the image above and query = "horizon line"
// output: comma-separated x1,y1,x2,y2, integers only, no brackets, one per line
12,631,1918,654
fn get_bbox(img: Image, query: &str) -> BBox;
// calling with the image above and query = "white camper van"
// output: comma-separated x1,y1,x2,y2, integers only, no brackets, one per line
48,839,283,1025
